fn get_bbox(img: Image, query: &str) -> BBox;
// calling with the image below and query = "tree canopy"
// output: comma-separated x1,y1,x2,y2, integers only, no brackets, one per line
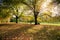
53,0,60,4
0,0,60,24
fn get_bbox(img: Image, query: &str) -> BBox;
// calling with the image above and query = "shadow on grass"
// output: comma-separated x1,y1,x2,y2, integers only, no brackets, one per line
0,24,60,40
32,26,60,40
0,24,35,40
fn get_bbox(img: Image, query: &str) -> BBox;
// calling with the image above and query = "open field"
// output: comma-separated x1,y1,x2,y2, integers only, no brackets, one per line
41,23,60,26
0,23,60,40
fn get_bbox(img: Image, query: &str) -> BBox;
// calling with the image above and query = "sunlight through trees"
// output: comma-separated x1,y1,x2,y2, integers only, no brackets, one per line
0,0,60,24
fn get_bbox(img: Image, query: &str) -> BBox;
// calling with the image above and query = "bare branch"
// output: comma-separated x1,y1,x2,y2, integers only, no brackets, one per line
21,2,33,10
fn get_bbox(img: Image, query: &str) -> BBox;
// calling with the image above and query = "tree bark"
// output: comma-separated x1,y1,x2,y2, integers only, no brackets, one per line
16,9,19,23
34,14,38,25
34,11,39,25
16,16,18,23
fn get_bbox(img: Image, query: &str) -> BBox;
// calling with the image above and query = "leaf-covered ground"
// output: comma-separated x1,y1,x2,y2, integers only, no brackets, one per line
0,23,60,40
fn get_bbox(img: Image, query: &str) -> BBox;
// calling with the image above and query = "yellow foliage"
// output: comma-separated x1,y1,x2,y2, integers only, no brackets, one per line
21,16,34,21
47,2,53,11
37,17,41,22
35,0,44,12
42,11,52,16
41,11,52,20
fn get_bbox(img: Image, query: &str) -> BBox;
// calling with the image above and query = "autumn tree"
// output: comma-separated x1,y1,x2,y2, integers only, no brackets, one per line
0,7,11,23
2,0,43,25
21,0,43,25
11,6,26,23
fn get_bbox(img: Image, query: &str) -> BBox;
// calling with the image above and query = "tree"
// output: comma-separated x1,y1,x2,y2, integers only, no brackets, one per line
10,7,21,23
0,7,11,23
39,11,52,22
21,0,43,25
2,0,43,25
13,8,19,23
53,0,60,4
10,5,27,23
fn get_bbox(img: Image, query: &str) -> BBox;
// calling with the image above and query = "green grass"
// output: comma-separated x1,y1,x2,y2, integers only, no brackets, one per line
41,23,60,26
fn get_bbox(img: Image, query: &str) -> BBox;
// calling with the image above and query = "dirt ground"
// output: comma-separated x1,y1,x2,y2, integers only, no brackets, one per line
0,23,60,40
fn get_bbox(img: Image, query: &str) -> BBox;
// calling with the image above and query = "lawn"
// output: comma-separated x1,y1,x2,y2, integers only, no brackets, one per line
41,23,60,26
0,23,60,40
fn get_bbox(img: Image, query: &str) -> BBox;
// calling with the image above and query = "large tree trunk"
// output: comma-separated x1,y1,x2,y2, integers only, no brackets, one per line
34,11,39,25
16,16,18,23
34,14,38,25
16,9,19,23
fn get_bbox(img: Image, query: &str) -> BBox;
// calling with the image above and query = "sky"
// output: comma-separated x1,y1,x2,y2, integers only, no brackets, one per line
0,0,2,3
0,0,2,5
